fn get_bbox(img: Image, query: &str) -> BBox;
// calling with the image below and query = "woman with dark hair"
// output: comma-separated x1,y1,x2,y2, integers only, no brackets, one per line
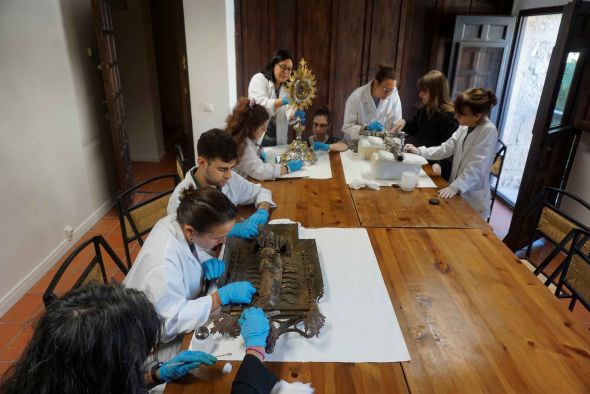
308,106,348,152
397,70,459,180
227,97,303,180
405,88,499,219
0,284,294,393
0,283,217,393
342,65,404,144
248,49,305,147
124,187,256,361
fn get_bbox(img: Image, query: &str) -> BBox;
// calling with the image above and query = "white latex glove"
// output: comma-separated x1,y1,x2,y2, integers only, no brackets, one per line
438,186,458,199
432,163,442,176
403,144,420,155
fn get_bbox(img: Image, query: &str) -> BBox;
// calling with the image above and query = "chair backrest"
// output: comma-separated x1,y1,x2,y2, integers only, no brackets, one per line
558,229,590,310
43,235,128,307
535,187,590,247
175,144,187,181
116,173,178,267
490,139,507,179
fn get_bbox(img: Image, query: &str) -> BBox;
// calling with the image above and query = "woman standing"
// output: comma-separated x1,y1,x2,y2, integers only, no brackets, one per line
398,70,458,180
342,65,404,144
404,88,499,219
248,49,304,147
227,97,303,180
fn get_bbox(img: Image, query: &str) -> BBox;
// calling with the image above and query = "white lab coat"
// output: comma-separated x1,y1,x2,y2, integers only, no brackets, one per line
419,118,498,219
123,216,214,344
166,167,276,215
248,72,294,146
235,138,282,180
341,81,403,142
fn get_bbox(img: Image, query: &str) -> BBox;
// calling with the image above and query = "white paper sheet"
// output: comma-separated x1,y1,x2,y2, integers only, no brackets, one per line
340,150,437,187
190,224,410,363
262,145,333,179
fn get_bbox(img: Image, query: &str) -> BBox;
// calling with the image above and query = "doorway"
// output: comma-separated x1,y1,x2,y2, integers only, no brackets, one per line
497,12,562,205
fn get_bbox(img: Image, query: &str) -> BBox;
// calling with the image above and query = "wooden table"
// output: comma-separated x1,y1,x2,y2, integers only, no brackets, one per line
351,167,486,229
241,152,360,228
370,227,590,392
166,152,590,393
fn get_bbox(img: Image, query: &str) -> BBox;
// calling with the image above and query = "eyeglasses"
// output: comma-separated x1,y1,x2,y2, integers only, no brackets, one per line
313,122,329,128
276,64,293,72
379,85,395,94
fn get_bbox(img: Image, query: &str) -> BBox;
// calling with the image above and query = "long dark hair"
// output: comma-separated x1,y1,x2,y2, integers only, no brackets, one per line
226,97,270,160
261,49,294,84
417,70,454,117
177,187,237,233
0,283,162,394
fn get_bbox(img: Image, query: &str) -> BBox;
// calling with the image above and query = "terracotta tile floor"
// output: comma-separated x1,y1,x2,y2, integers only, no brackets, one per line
1,161,588,378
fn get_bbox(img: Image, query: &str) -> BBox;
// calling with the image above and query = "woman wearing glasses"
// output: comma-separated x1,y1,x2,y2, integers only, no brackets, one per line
342,65,404,144
248,49,305,147
308,106,349,152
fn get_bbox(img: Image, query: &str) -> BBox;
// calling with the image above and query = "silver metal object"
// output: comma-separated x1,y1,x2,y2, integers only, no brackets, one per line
194,326,210,340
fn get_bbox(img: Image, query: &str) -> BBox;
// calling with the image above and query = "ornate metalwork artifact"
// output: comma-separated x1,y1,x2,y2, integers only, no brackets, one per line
279,59,318,166
211,224,325,353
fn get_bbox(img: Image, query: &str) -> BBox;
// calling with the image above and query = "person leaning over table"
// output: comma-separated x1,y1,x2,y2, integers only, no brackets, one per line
0,283,292,394
404,88,498,220
124,187,257,361
167,128,275,239
396,70,458,181
248,49,306,147
341,64,404,145
307,105,349,153
227,97,304,180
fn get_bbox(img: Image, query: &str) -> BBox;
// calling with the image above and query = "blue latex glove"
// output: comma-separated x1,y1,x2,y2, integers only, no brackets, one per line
246,208,269,226
259,151,267,162
313,141,330,151
202,258,225,280
367,121,384,131
227,221,259,239
281,96,289,106
218,281,256,305
238,307,270,348
159,350,217,382
286,159,303,173
294,110,306,124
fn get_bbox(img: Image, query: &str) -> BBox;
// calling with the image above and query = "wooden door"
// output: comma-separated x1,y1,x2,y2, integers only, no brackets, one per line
448,15,516,123
504,1,590,250
90,0,133,196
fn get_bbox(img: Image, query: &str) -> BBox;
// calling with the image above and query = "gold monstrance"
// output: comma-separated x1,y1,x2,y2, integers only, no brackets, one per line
279,59,318,165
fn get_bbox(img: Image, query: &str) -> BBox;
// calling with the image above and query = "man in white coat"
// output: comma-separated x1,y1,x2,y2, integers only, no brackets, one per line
167,128,275,239
125,188,257,362
342,65,404,143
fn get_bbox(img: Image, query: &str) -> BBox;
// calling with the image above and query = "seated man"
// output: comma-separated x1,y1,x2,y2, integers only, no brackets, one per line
168,128,275,238
308,106,348,152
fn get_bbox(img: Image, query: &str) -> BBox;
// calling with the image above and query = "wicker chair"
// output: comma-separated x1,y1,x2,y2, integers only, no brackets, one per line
43,235,128,307
116,174,179,268
488,139,507,222
525,187,590,287
555,228,590,311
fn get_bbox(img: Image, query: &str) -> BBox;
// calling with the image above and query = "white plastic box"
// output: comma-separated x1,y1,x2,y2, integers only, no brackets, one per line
370,150,428,179
358,136,386,160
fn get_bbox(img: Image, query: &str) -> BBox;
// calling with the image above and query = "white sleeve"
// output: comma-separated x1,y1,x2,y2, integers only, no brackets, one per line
230,172,277,207
248,73,276,116
393,91,402,121
146,264,212,343
419,127,462,160
235,142,282,180
450,125,498,194
279,86,295,124
342,93,362,141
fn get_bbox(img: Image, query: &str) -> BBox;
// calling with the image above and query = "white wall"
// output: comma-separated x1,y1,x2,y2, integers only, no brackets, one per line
0,0,116,315
183,0,237,154
111,0,165,162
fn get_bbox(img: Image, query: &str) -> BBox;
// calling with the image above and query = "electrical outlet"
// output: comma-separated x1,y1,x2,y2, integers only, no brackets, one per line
64,226,74,241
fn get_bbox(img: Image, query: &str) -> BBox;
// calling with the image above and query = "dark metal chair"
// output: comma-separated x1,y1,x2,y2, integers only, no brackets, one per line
175,144,188,181
43,235,128,307
555,228,590,311
116,174,179,268
488,139,507,222
524,187,590,287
